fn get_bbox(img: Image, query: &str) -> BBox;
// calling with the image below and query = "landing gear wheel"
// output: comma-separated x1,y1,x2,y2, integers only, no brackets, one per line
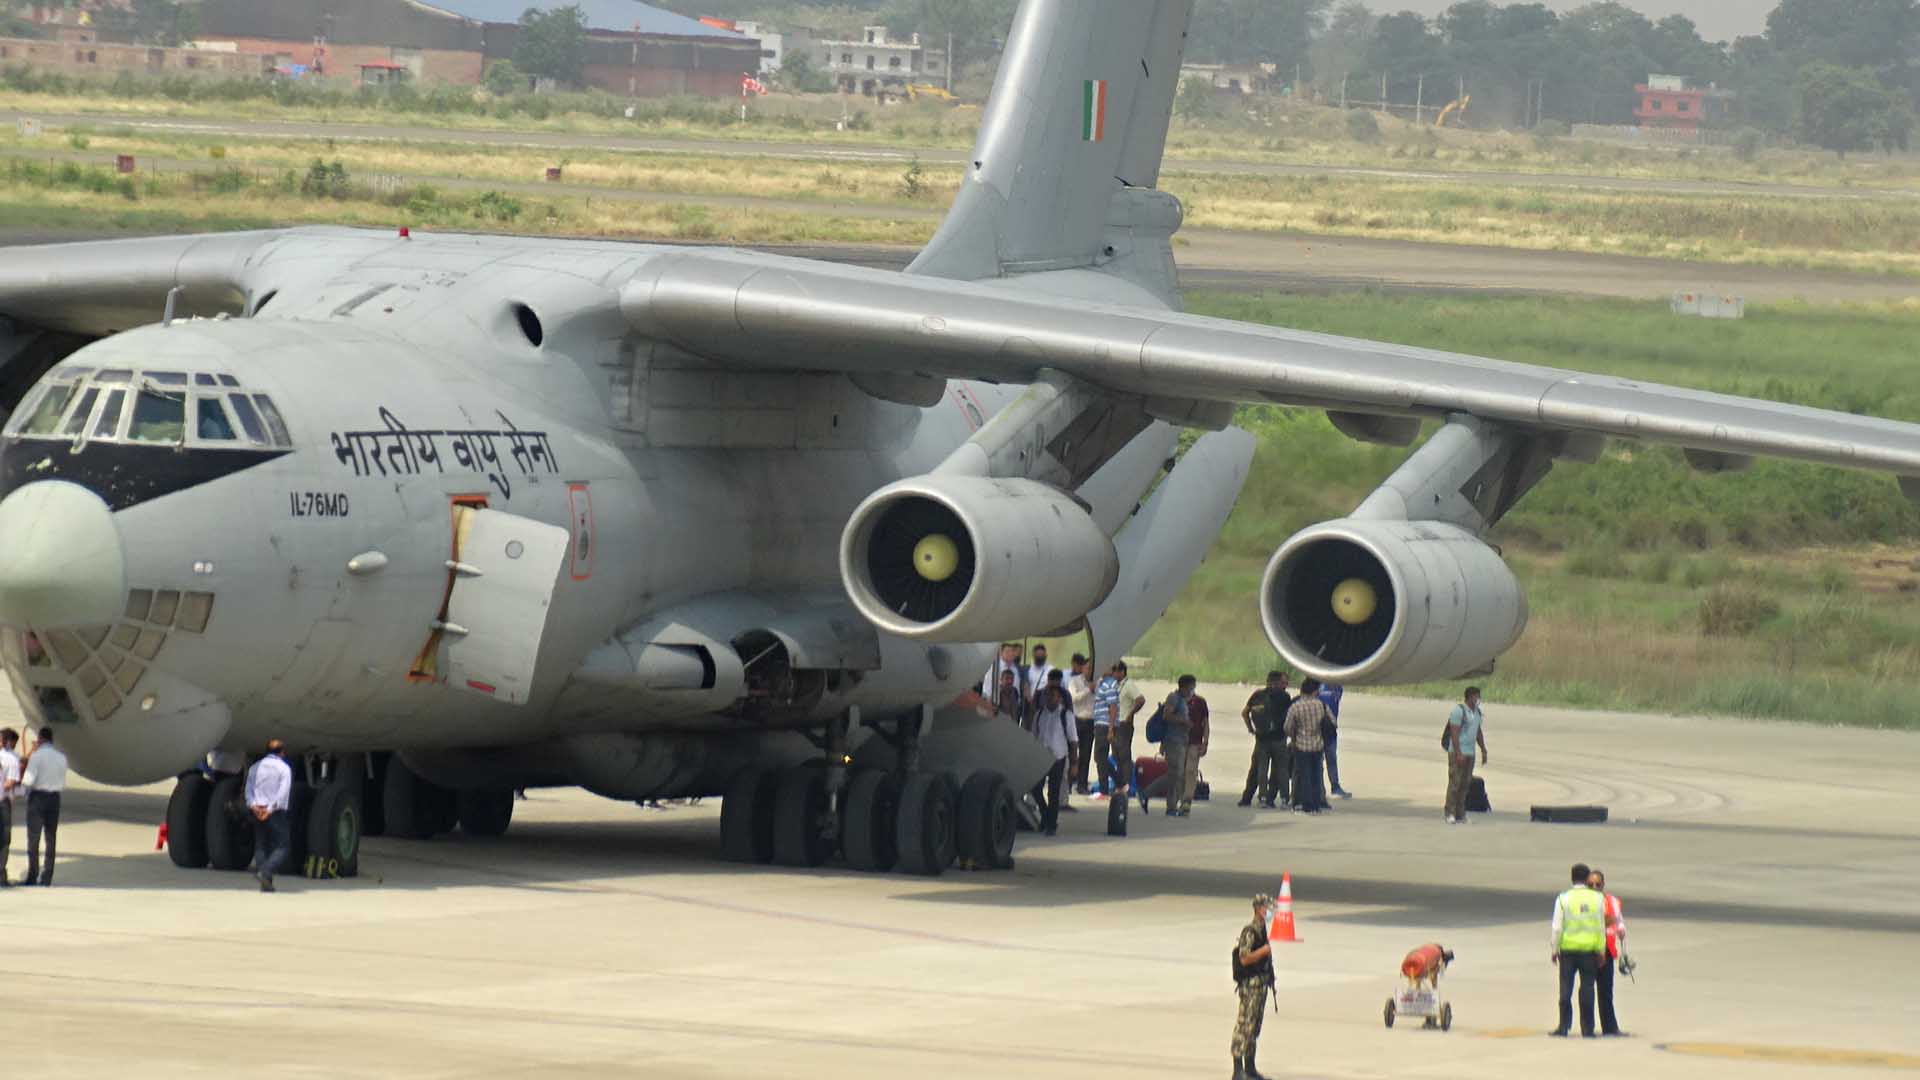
840,770,898,872
956,771,1016,870
165,772,212,869
1440,1003,1453,1032
382,757,451,840
894,773,957,876
457,790,514,838
204,774,256,872
1383,999,1396,1029
305,781,363,879
772,766,833,867
720,769,778,863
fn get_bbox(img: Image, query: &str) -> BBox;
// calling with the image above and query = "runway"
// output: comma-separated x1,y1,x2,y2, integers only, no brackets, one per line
6,686,1917,1078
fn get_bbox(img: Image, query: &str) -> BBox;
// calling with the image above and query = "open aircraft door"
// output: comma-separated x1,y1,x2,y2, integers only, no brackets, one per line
432,505,571,705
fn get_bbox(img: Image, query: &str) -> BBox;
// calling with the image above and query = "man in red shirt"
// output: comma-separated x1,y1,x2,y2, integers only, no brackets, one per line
1175,689,1210,816
1590,867,1628,1037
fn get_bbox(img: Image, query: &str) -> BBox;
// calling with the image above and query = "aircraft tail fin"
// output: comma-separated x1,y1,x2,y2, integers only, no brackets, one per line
907,0,1194,304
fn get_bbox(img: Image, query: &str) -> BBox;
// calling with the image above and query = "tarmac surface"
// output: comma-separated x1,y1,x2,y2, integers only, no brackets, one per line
5,685,1918,1079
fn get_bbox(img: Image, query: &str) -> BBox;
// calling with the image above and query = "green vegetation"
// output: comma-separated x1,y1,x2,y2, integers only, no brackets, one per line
1794,62,1915,157
1135,292,1920,729
514,5,591,89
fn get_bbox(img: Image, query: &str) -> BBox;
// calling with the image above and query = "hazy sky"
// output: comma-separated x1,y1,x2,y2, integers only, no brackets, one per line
1383,1,1774,43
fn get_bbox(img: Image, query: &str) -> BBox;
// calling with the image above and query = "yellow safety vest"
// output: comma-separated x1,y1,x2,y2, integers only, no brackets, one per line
1557,886,1606,953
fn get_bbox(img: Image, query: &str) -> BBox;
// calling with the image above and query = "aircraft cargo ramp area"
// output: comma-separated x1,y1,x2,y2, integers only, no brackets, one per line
5,688,1918,1079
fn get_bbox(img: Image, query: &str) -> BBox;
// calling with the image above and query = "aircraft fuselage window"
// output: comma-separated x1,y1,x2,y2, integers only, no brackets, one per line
252,395,292,446
226,393,269,445
61,387,100,438
194,373,218,387
149,372,189,386
195,397,238,441
129,389,186,443
93,389,127,439
19,383,76,436
95,369,132,384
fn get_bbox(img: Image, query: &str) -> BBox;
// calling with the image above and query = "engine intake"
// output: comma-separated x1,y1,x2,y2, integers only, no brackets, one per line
841,474,1118,642
1260,519,1526,685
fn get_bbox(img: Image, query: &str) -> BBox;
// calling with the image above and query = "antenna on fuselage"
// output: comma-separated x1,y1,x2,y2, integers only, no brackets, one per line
161,285,182,327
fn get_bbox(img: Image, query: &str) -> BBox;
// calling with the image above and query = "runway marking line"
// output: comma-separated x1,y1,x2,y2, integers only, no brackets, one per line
1655,1043,1920,1069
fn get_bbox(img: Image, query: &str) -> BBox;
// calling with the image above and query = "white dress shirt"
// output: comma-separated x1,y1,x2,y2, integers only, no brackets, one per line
246,755,293,812
1,747,20,801
21,743,67,793
1026,663,1055,701
1032,702,1077,761
1068,672,1093,721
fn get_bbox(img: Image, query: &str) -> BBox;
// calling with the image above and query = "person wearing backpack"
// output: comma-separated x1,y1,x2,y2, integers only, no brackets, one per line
1231,893,1277,1080
1443,687,1489,824
1158,676,1196,817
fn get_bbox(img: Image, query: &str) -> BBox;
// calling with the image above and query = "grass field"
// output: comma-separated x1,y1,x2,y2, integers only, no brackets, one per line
1133,293,1920,730
7,126,1920,274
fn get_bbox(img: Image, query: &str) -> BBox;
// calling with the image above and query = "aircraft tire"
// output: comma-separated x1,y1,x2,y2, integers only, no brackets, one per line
204,775,256,872
165,773,213,869
894,772,957,877
720,770,778,863
305,780,363,879
457,790,515,838
771,766,833,868
840,769,899,872
956,770,1016,870
382,758,433,840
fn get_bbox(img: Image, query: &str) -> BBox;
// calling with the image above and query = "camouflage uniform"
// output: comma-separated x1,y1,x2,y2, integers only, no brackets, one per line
1231,914,1273,1057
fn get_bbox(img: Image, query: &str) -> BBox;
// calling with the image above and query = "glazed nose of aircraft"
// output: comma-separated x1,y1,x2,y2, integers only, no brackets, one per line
0,480,126,629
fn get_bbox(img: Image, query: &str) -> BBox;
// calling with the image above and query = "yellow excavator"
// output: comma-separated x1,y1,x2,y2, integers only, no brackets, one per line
1436,94,1471,128
906,84,957,103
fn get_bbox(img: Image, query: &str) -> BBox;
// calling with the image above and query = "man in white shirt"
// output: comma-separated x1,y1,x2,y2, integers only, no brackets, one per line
1067,654,1096,795
21,726,68,886
0,727,19,887
1029,677,1077,836
981,642,1030,704
1025,644,1055,706
245,739,295,893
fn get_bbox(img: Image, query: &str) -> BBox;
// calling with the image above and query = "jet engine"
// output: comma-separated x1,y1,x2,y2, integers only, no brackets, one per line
840,474,1118,642
1259,519,1526,685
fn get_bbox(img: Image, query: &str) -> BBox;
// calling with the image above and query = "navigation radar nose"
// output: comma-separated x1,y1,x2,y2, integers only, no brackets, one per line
0,480,126,630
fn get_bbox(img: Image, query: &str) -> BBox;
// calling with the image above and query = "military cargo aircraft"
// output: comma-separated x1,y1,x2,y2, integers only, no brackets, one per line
4,0,1919,879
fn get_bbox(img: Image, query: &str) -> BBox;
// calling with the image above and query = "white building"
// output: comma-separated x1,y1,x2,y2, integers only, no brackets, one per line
733,20,782,73
820,25,943,96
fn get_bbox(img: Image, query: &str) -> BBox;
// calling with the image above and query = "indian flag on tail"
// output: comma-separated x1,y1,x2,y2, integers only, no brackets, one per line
1082,79,1108,142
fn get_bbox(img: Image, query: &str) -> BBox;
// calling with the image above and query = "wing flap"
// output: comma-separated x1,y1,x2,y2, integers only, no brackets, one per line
622,249,1920,479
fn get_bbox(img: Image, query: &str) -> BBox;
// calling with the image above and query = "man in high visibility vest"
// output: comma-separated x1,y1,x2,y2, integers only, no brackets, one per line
1590,867,1628,1036
1549,862,1615,1037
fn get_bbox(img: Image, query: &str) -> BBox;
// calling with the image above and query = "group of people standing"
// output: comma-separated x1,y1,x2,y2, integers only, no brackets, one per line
0,726,66,887
1237,671,1352,814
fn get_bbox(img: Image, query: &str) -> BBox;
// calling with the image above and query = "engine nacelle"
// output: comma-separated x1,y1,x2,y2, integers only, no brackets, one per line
841,474,1118,642
1260,519,1527,685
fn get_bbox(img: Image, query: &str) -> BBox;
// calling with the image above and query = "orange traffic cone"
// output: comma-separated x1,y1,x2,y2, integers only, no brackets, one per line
1269,872,1300,943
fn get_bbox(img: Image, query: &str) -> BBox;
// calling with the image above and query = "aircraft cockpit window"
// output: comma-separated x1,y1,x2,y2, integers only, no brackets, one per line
226,394,269,445
252,395,293,447
61,388,100,438
95,369,132,384
93,389,127,440
16,382,76,436
129,388,187,443
194,373,219,387
218,374,241,388
195,397,238,442
148,372,189,386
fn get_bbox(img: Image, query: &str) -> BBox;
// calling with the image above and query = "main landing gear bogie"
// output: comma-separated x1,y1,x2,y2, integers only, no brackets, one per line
163,751,518,881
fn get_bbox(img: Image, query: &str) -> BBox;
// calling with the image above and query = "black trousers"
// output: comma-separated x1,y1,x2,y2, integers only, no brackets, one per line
1241,736,1287,804
1597,954,1621,1034
0,797,10,881
1036,758,1067,833
1291,749,1327,810
1113,721,1136,791
1557,951,1602,1035
25,790,59,884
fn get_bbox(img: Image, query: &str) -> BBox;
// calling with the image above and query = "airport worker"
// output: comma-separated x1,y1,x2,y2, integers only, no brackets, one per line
21,726,68,886
1283,680,1330,812
1589,867,1628,1036
1160,675,1195,817
0,727,18,886
1550,862,1611,1037
1231,893,1277,1080
1178,686,1210,816
1068,654,1096,795
1239,672,1290,808
1316,682,1352,799
1025,643,1054,706
245,739,295,893
1443,687,1489,824
1030,679,1077,835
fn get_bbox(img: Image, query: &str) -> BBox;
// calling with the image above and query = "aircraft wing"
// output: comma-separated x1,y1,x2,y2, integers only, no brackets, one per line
0,231,283,335
622,248,1920,483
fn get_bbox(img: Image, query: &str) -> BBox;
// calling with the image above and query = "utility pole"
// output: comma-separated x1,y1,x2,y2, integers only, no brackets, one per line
945,32,953,93
1416,73,1424,123
1340,72,1348,109
1381,70,1388,109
